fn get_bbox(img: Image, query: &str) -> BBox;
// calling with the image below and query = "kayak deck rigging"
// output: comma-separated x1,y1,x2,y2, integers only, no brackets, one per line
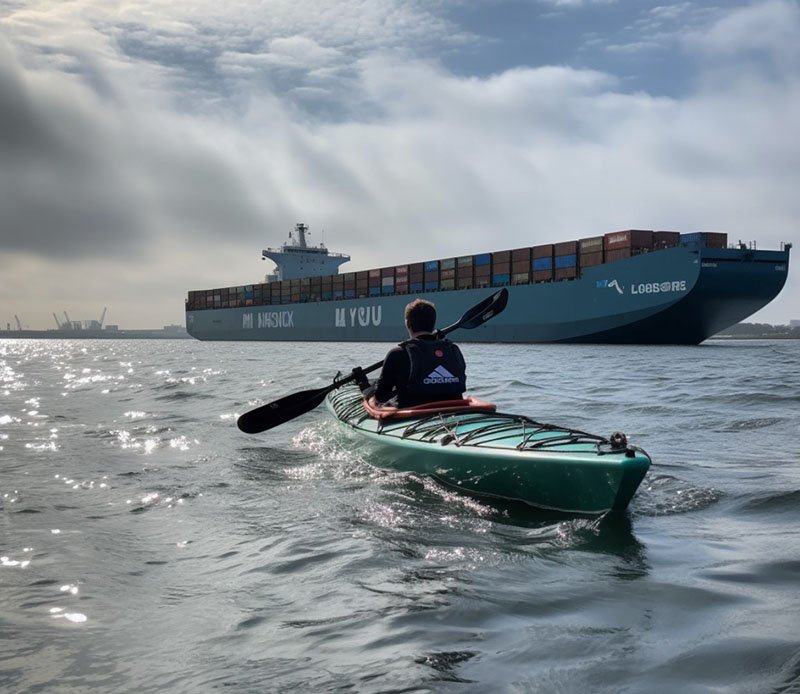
326,385,651,514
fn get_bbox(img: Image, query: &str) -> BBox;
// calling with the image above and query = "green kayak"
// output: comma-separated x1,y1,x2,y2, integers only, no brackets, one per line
325,386,651,515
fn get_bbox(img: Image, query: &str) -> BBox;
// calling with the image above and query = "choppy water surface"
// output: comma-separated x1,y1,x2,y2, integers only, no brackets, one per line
1,338,799,693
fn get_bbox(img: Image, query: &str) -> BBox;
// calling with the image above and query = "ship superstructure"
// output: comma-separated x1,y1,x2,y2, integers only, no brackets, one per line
262,223,350,281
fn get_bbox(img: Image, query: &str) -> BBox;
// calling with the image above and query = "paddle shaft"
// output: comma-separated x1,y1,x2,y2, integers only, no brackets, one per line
236,288,508,434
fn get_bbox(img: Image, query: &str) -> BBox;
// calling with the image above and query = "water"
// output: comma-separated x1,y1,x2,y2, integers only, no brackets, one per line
1,338,800,693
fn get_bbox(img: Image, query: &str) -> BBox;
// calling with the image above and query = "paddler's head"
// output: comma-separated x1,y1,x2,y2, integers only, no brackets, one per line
405,299,437,338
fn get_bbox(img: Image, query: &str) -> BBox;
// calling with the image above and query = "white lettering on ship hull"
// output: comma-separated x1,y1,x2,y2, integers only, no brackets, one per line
597,279,688,296
335,305,382,328
242,311,294,329
630,281,687,295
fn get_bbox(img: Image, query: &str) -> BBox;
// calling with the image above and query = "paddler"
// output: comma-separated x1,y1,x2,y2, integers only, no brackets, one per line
353,299,467,406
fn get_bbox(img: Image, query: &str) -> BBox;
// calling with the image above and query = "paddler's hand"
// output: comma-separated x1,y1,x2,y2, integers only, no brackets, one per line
351,366,371,392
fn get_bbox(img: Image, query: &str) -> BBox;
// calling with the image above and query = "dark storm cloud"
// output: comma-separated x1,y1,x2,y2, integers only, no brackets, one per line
0,37,271,261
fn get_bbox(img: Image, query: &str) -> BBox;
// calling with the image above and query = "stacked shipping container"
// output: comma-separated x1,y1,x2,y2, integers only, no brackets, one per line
186,230,727,310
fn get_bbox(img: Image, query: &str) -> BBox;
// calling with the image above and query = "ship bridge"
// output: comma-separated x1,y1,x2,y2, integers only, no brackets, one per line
262,223,350,281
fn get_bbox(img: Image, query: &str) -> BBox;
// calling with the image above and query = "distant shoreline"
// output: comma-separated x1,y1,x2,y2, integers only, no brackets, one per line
0,329,191,340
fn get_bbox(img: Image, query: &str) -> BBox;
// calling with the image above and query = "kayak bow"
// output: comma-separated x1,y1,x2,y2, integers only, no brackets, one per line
326,386,651,515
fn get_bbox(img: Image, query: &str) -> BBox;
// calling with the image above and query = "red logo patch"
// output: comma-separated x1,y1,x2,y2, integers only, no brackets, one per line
435,349,444,357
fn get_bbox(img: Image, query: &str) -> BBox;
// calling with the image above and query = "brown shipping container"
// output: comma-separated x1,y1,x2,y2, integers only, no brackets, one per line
579,251,604,268
579,236,604,253
554,241,578,256
343,272,356,281
424,270,439,281
511,247,531,262
653,231,680,248
395,265,409,276
704,232,728,249
511,259,529,274
604,229,653,251
440,269,455,280
457,277,473,289
369,269,381,279
356,271,368,281
605,248,632,263
493,250,511,263
493,261,511,273
533,244,553,259
409,262,424,273
409,272,423,283
381,267,394,278
533,269,553,282
474,265,491,277
475,277,491,288
555,267,577,281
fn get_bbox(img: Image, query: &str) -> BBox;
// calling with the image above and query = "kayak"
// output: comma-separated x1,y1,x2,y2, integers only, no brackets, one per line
325,385,651,514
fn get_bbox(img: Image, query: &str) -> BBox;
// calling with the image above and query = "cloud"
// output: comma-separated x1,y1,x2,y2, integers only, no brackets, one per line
1,0,798,328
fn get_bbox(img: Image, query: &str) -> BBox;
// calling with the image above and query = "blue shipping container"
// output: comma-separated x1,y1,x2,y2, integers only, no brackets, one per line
424,261,439,272
345,289,356,299
492,274,510,285
555,254,576,269
369,287,381,296
475,253,491,266
424,281,439,291
533,257,553,271
381,286,394,294
409,282,423,292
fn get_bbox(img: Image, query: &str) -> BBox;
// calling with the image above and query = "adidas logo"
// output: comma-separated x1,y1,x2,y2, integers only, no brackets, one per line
423,366,461,385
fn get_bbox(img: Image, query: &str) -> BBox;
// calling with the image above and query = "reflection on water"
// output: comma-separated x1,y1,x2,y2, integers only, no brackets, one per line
1,338,799,692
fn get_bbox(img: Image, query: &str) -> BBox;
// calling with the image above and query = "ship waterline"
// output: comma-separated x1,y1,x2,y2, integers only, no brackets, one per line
186,242,790,345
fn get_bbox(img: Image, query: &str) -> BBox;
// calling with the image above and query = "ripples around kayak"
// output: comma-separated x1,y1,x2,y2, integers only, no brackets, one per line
1,338,800,693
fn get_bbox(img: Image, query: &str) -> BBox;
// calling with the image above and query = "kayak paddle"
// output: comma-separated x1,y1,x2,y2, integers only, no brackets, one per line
236,287,509,434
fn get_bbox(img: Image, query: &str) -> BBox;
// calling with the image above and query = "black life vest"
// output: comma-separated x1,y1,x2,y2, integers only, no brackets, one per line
404,337,466,402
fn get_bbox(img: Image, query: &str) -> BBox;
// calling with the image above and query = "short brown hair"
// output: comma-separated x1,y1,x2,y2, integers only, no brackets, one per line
405,299,436,333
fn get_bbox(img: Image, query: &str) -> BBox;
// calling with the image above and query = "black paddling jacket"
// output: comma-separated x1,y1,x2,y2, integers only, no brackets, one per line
374,335,467,407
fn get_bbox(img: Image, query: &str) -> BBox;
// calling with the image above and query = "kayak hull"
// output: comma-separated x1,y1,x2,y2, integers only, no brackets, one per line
326,387,650,515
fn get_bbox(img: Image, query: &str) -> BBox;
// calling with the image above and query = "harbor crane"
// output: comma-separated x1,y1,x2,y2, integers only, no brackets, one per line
14,315,22,331
53,313,62,329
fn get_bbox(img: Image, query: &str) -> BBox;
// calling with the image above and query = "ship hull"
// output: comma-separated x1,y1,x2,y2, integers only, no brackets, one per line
186,245,789,345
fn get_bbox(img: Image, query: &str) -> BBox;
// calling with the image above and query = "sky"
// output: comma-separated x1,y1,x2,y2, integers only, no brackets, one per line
1,0,798,330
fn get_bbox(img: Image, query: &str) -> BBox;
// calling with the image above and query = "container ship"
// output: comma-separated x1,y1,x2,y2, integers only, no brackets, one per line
185,223,791,344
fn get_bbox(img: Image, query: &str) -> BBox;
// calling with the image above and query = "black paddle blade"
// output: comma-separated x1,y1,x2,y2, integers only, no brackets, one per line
236,386,330,434
448,288,509,332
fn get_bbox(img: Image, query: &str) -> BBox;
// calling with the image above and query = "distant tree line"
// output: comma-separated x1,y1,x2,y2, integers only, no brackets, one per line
718,322,800,338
